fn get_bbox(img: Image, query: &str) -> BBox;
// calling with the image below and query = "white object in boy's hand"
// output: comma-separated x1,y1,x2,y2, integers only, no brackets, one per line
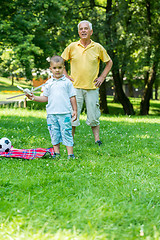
6,82,47,100
23,88,32,96
17,86,32,96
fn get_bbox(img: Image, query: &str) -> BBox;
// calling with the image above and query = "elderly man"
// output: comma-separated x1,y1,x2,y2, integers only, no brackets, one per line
61,20,113,146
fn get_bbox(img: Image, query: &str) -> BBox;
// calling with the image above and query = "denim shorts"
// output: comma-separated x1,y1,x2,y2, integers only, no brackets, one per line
47,114,73,146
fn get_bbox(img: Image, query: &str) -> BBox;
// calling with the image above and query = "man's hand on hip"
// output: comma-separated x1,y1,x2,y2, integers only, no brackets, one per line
94,76,105,87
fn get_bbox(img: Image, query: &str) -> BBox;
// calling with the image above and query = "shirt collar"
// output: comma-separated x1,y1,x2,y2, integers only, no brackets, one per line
77,39,94,48
51,74,66,81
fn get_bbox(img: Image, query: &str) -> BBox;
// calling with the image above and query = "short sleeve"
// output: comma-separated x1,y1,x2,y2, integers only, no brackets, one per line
43,83,50,97
99,44,111,63
61,45,71,61
67,81,76,98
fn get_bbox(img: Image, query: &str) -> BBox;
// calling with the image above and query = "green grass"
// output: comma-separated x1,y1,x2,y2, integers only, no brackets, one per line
106,96,160,116
0,76,34,101
1,76,160,115
0,76,32,90
0,108,160,239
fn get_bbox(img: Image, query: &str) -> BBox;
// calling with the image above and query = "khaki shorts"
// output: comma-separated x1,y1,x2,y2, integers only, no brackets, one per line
72,88,101,127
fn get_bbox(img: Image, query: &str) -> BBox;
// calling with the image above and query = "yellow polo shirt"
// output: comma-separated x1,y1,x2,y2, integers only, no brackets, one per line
61,40,111,89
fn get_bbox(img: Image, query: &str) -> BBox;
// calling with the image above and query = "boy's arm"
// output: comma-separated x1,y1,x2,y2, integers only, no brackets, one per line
70,96,77,121
26,93,48,102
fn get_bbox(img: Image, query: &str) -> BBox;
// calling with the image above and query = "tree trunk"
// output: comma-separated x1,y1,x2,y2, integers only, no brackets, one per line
140,62,157,115
155,84,158,100
140,0,154,115
11,74,14,86
105,0,135,115
99,81,109,114
112,68,135,115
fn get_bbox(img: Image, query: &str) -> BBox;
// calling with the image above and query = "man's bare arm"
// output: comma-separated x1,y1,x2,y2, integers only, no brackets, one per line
94,59,113,87
63,62,74,82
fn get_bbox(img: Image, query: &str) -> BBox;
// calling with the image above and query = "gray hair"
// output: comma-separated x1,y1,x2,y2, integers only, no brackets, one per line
78,20,92,30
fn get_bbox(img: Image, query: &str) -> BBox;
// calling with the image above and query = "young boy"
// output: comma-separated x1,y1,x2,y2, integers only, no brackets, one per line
26,56,77,159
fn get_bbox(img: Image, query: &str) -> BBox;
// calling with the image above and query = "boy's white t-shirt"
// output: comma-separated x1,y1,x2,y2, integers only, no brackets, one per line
43,75,76,115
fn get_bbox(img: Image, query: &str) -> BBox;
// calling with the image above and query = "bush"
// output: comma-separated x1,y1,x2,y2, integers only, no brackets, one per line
26,100,46,110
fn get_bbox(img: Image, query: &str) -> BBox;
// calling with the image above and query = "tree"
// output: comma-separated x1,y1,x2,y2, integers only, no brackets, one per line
0,49,23,85
92,0,135,115
1,0,159,115
139,0,160,114
0,0,65,79
140,47,160,114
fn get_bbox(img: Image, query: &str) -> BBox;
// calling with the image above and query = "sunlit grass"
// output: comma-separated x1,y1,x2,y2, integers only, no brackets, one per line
0,76,33,101
107,96,160,115
0,108,160,239
0,76,32,89
1,76,160,115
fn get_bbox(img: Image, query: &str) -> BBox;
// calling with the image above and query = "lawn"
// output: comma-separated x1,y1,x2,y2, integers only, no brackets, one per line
0,76,160,115
0,76,33,102
0,107,160,239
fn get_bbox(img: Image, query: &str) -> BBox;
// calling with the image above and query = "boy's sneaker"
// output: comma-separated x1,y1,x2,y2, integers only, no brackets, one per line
53,153,60,159
68,154,75,159
95,140,102,146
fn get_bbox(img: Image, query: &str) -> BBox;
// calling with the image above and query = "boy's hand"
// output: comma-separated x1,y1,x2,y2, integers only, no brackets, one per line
72,111,77,122
26,93,35,100
23,88,32,96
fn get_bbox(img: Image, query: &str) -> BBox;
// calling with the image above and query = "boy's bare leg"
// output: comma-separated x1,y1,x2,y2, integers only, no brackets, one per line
53,143,60,153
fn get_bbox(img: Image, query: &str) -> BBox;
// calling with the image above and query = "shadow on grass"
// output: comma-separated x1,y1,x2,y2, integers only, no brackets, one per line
108,105,124,115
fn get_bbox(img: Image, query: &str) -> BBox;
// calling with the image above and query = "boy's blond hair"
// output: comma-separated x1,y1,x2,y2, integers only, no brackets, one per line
50,56,64,65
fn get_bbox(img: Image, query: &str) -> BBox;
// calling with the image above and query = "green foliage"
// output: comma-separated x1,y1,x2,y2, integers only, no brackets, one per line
0,76,160,115
0,108,160,239
0,0,160,113
0,0,66,78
